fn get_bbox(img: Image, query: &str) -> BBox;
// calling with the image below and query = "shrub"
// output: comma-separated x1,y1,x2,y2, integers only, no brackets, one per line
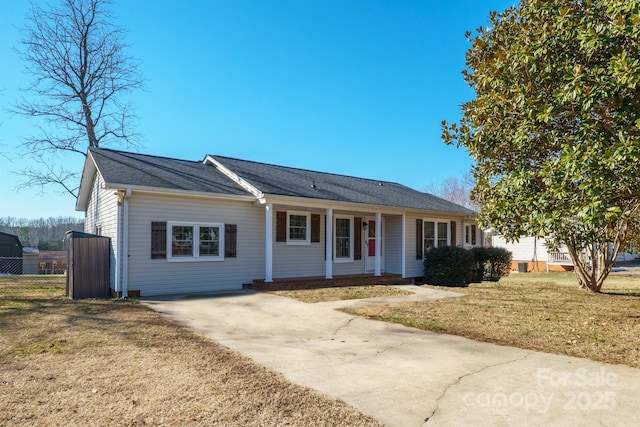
470,247,489,283
423,246,474,287
484,247,512,281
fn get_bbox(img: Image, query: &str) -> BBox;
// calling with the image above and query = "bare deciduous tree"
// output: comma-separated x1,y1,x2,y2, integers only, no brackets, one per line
14,0,143,198
425,173,479,211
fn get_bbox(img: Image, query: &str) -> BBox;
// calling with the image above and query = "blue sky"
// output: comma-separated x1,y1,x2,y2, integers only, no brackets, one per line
0,0,513,219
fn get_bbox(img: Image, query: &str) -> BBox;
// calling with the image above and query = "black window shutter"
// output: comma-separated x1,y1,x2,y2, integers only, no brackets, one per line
225,224,237,258
450,221,457,247
276,212,287,242
311,214,321,243
151,222,167,259
354,217,362,260
416,219,423,260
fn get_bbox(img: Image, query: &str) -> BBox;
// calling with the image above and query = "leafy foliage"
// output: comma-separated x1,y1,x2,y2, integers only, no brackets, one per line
443,0,640,292
483,247,513,281
423,246,474,286
470,247,512,282
470,247,489,283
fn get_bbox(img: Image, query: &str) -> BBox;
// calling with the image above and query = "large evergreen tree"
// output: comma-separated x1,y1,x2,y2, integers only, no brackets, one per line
443,0,640,292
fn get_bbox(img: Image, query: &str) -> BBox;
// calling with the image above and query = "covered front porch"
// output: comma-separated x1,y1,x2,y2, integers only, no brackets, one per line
261,201,406,283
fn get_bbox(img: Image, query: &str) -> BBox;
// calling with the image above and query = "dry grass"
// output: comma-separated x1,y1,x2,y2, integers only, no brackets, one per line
0,275,381,427
342,272,640,368
269,285,412,303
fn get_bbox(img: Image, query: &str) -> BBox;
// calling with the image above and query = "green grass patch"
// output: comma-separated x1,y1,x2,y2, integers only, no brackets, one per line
270,285,412,303
342,272,640,368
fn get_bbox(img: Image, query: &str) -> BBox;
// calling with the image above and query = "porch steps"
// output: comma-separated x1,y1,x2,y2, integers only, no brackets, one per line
249,273,412,291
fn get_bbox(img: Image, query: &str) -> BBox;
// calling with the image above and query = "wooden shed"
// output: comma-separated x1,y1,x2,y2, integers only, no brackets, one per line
66,231,110,299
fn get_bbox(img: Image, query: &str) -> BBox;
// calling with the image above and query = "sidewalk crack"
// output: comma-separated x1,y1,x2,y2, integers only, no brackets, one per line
332,317,355,336
423,352,533,424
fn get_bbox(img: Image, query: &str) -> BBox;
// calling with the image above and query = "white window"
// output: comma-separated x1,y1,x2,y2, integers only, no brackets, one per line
167,222,224,262
334,215,354,262
287,211,310,245
423,220,449,255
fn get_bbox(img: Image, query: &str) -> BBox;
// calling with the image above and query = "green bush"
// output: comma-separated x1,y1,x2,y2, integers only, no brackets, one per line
470,247,489,283
424,246,512,286
484,247,512,281
423,246,474,287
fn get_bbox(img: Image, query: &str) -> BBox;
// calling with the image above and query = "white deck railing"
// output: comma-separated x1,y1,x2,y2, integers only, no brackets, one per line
548,252,573,265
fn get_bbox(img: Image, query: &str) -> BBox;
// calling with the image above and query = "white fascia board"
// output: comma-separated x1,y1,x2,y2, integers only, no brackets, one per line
257,194,478,218
256,194,404,215
99,183,257,202
75,151,98,212
203,155,264,199
412,210,477,220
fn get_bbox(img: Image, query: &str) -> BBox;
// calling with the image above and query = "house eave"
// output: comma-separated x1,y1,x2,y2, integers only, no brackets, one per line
99,183,258,203
203,155,265,199
256,193,478,218
75,151,98,212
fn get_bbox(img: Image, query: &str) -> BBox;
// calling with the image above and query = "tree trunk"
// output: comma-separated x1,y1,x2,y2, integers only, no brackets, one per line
566,242,619,293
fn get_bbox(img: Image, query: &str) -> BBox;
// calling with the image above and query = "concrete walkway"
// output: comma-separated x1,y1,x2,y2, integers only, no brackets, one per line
143,286,640,426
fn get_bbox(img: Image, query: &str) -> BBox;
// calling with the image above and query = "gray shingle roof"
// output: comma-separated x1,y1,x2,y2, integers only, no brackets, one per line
87,148,475,215
89,148,249,196
212,156,476,214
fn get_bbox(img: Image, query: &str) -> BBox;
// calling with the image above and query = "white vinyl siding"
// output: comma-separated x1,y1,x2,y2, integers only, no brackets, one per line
492,235,550,262
273,210,324,278
271,210,366,278
384,216,402,275
84,172,119,290
126,193,264,296
404,212,460,278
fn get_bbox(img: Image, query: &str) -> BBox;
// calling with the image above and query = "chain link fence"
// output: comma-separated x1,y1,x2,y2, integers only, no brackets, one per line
0,257,24,275
0,257,65,275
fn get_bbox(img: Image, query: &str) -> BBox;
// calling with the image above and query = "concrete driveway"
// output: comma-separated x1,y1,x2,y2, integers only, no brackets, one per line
143,286,640,427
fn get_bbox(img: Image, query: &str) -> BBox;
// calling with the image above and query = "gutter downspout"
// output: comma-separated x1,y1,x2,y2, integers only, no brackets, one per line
115,199,122,297
122,188,132,298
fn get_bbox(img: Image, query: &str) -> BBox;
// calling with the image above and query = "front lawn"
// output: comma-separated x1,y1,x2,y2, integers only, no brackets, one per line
0,276,380,426
270,285,412,303
341,272,640,368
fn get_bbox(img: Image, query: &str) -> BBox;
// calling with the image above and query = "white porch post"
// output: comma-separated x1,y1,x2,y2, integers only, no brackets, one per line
401,212,406,278
325,208,333,279
265,203,273,282
374,212,382,276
